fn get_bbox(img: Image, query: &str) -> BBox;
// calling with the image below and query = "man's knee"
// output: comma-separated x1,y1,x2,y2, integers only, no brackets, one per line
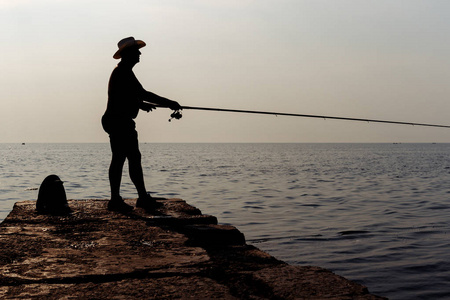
111,153,127,165
128,150,142,163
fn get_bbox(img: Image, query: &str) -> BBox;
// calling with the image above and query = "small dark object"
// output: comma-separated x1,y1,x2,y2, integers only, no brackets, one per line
169,110,182,122
36,175,71,215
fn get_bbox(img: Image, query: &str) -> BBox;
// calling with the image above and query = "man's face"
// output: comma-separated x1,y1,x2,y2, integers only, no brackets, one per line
122,46,141,64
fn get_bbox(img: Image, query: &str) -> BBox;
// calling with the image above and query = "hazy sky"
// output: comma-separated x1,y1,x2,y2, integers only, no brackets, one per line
1,0,450,143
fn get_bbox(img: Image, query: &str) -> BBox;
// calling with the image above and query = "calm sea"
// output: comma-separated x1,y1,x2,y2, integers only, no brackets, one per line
1,143,450,299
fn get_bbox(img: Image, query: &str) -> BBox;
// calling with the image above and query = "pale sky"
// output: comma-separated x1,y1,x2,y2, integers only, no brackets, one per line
1,0,450,143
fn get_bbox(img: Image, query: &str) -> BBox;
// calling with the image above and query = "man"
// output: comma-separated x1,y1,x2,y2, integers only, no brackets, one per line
102,37,181,212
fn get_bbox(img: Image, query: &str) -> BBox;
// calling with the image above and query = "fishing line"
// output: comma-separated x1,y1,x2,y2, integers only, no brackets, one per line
147,103,450,129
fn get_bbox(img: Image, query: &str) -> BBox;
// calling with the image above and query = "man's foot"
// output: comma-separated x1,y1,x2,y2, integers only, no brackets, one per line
108,197,134,213
136,195,163,212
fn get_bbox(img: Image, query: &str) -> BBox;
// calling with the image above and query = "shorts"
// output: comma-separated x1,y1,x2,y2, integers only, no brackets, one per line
102,114,140,158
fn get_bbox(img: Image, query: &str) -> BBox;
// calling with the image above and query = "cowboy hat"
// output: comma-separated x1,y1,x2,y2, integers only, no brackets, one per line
113,37,146,59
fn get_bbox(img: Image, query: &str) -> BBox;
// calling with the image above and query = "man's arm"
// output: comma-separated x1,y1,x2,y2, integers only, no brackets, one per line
140,90,181,111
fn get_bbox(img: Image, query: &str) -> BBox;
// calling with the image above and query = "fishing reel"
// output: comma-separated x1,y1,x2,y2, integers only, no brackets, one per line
169,109,183,122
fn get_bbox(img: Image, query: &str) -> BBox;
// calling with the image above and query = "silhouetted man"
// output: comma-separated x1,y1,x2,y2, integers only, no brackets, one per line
102,37,181,212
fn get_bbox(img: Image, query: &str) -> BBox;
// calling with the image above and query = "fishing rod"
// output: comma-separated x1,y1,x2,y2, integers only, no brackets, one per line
147,103,450,129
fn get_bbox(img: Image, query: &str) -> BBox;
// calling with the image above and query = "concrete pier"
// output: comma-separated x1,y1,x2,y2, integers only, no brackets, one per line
0,199,386,299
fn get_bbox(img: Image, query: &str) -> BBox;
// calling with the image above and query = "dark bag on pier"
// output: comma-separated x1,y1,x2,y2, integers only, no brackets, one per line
36,174,71,215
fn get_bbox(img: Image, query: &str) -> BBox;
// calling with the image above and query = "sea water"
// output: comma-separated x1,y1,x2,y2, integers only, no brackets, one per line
1,143,450,299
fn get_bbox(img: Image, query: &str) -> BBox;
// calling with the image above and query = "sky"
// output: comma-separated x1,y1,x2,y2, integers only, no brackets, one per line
1,0,450,143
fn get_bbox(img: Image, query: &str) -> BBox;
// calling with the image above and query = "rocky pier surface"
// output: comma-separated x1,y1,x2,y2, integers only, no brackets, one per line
0,199,386,299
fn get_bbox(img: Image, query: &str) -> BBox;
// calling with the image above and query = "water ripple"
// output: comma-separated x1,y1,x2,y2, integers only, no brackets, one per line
2,143,450,300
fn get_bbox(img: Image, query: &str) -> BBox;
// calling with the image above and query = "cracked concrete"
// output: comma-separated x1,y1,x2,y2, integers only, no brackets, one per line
0,199,386,299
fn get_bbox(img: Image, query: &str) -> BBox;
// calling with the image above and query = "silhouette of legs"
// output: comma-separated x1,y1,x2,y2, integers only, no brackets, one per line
109,149,147,199
103,117,158,212
107,126,148,199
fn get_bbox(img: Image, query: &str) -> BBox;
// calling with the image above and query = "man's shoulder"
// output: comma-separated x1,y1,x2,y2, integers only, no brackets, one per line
110,64,132,79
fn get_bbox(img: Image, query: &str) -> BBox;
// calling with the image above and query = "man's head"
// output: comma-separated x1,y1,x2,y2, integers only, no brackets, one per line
113,37,146,60
120,46,142,65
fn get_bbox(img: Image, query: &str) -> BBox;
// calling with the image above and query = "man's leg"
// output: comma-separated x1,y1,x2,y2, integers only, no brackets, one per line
107,132,133,212
126,130,149,199
127,132,160,211
128,150,148,199
109,153,126,200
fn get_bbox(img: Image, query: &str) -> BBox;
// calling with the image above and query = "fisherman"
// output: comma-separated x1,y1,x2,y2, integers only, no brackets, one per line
102,37,181,212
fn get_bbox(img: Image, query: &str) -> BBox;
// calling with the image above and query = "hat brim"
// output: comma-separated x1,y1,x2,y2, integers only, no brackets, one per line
113,40,146,59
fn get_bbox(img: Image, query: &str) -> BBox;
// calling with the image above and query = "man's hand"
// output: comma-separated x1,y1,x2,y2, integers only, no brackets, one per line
141,102,156,112
168,100,182,111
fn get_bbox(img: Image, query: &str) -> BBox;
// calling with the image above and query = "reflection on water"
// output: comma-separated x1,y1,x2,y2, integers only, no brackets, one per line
1,143,450,299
